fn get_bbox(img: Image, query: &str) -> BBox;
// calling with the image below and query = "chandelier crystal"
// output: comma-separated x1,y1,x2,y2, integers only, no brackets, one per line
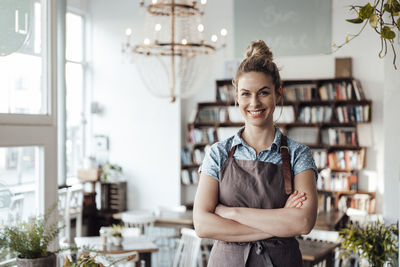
122,0,227,102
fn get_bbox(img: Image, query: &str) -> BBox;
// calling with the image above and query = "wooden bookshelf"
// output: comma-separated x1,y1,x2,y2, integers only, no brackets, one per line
181,77,374,213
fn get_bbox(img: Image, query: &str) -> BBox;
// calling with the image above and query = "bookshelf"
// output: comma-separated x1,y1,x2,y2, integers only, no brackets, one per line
181,77,375,215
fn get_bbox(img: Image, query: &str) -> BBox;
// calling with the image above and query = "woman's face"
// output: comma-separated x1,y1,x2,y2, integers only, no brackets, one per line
236,72,280,127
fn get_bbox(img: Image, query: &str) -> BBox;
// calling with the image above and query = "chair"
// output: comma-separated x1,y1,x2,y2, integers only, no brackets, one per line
67,186,84,240
60,185,84,244
58,187,69,245
172,228,202,267
121,210,156,237
153,206,187,267
302,229,341,267
7,194,24,224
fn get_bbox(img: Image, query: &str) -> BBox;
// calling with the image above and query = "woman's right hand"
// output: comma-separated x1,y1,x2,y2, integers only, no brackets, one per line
284,191,307,208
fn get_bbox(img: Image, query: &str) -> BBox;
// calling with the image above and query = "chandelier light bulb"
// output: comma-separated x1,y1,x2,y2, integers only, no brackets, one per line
220,28,228,37
155,24,162,31
144,38,151,45
181,39,188,45
152,0,157,4
201,0,207,5
211,34,218,42
197,24,204,32
125,28,132,36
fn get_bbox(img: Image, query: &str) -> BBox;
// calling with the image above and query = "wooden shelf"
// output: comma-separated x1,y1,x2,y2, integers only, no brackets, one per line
181,164,200,169
318,190,375,196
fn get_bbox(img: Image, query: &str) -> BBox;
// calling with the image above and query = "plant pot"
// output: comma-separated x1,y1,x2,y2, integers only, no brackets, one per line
16,253,56,267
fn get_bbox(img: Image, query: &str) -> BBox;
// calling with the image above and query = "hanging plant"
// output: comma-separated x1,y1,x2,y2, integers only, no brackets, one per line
333,0,400,69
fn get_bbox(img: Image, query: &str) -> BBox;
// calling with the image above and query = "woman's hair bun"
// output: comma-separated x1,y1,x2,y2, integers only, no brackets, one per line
244,40,273,61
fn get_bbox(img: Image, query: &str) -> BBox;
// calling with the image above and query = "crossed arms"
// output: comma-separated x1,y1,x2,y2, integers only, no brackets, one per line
193,169,318,242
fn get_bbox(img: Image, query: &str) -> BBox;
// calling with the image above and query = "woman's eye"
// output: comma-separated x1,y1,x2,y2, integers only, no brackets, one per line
241,92,250,96
259,91,269,95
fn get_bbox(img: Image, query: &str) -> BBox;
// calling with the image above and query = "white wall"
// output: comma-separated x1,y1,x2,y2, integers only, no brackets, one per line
88,0,181,210
383,40,400,221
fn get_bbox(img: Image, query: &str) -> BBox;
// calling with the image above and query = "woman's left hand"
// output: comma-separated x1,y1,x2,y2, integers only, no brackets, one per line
215,204,235,220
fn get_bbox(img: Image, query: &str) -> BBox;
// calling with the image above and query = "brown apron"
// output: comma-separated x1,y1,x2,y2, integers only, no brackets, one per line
207,135,304,267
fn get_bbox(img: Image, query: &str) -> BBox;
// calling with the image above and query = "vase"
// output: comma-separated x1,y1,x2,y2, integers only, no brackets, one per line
16,253,56,267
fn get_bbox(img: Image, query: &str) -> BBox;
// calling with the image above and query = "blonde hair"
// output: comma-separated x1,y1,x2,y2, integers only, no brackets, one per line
233,40,282,94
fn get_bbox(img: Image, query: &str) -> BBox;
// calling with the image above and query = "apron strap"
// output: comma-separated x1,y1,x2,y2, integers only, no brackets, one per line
228,145,237,158
280,135,293,195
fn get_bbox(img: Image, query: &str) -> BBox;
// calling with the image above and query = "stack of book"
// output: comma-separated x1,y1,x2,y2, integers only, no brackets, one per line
321,127,357,146
327,149,365,170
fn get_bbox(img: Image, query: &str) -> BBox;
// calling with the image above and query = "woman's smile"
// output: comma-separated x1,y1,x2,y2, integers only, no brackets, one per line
248,108,266,118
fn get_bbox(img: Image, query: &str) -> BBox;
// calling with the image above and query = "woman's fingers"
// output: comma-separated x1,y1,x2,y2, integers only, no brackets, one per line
285,191,307,208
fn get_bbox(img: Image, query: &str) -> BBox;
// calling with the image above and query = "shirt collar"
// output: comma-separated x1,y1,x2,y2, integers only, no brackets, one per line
232,125,283,152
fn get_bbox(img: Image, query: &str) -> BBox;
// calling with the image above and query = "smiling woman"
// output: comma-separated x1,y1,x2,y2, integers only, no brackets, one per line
193,40,318,267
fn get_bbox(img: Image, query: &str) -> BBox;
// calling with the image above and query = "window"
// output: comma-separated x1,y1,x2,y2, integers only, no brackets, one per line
0,2,47,115
66,11,87,180
0,0,58,222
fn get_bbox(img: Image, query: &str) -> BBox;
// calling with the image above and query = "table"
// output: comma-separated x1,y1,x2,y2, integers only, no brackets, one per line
298,238,340,267
315,211,346,230
113,210,194,229
74,236,158,267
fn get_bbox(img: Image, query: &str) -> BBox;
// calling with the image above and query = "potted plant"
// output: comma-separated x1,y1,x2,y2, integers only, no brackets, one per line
333,0,400,69
108,224,124,246
339,220,399,267
100,163,123,182
0,204,60,267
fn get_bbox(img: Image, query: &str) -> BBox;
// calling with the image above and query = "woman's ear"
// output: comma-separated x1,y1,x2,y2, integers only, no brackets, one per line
276,87,283,103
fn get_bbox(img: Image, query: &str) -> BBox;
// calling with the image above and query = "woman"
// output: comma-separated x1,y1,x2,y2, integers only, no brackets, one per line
193,40,318,267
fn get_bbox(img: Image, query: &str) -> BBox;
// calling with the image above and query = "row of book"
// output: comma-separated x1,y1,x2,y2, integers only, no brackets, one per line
297,106,333,123
216,84,235,103
336,105,370,123
317,172,358,191
338,194,375,214
321,127,357,146
318,193,375,214
181,169,199,185
188,127,216,144
327,149,365,170
283,84,317,101
216,80,366,103
312,149,328,169
196,107,227,122
181,147,208,166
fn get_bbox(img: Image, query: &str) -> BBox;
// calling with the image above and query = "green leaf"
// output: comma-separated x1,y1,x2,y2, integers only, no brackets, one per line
397,17,400,29
369,13,379,28
381,26,396,39
359,3,374,19
347,18,364,24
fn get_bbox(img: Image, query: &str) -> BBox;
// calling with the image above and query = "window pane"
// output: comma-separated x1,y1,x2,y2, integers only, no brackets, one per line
0,146,40,224
66,12,83,62
0,1,47,115
66,62,84,178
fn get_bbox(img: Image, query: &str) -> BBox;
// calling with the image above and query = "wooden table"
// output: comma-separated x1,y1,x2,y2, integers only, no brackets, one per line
298,238,340,267
315,211,346,230
74,236,158,267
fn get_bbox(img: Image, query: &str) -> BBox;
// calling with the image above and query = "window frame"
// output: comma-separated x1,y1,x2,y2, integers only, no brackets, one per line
65,8,89,180
0,0,58,215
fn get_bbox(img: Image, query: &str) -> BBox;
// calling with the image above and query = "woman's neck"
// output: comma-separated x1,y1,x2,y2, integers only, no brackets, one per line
241,124,276,154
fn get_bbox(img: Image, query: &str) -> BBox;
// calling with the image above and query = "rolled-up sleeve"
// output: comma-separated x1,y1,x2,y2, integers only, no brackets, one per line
199,144,223,181
292,145,318,180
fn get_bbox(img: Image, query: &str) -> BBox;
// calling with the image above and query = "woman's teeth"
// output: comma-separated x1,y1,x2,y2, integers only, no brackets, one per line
248,109,265,117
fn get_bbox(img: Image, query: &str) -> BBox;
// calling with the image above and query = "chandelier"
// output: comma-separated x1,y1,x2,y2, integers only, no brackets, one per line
122,0,227,102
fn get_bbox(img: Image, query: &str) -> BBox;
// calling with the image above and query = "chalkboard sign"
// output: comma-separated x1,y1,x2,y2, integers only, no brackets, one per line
234,0,331,58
